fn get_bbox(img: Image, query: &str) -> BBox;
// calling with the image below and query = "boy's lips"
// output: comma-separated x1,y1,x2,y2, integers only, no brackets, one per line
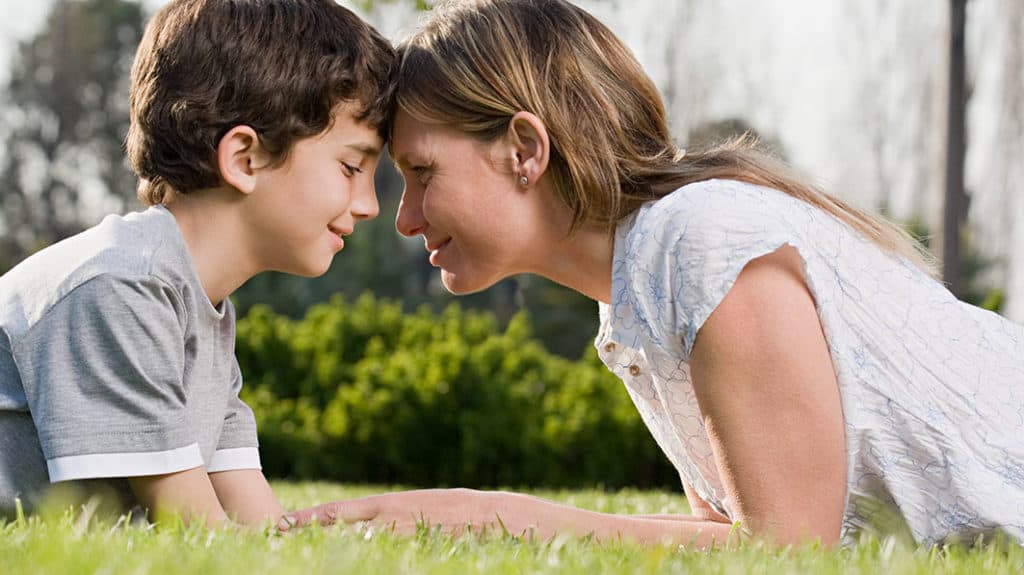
328,225,352,251
328,224,353,237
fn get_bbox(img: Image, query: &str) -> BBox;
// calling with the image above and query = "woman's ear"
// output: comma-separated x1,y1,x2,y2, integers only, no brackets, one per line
507,111,550,188
216,125,266,195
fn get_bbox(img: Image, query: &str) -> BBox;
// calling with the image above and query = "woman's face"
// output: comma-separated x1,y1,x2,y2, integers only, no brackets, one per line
392,110,545,294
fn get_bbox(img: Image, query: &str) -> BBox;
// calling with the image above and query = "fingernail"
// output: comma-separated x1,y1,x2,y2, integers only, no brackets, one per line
277,515,296,531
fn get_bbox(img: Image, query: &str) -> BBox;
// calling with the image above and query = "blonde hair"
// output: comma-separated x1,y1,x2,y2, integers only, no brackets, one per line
395,0,935,273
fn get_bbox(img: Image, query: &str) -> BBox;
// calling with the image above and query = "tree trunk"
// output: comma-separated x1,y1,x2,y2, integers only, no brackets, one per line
942,0,968,295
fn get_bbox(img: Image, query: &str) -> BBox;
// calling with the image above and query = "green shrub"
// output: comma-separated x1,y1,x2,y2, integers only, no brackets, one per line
235,293,678,489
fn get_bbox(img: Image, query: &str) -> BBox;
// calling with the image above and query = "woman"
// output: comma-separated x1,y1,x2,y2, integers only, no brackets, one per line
282,0,1024,547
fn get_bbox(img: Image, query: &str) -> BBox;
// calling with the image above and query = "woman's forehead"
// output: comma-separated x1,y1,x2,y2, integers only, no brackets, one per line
391,112,469,166
390,113,432,167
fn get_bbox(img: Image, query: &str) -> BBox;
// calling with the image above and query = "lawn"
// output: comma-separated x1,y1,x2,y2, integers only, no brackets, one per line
2,482,1022,574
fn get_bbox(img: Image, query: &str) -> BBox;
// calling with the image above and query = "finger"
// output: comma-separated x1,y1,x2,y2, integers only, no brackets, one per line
278,503,338,531
278,498,377,531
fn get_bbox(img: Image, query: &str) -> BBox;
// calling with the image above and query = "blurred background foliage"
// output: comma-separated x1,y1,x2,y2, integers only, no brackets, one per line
236,294,679,488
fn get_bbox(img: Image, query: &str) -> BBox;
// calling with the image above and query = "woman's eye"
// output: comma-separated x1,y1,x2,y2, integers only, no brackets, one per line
341,163,363,177
411,165,432,185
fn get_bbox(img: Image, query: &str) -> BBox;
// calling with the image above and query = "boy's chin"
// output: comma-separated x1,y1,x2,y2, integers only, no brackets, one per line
282,257,334,278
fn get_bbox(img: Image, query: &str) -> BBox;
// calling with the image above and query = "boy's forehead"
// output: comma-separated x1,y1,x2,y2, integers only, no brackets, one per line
327,103,383,154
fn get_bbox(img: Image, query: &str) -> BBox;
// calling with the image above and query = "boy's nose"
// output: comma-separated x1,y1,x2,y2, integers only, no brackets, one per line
395,189,425,237
352,180,379,221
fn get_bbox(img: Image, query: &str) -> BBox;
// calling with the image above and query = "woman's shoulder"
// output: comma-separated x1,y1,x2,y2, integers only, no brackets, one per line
619,178,810,263
629,179,810,242
611,179,812,355
646,176,794,210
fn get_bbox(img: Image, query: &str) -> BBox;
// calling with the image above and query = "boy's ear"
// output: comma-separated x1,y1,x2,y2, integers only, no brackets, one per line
507,111,550,188
216,125,267,195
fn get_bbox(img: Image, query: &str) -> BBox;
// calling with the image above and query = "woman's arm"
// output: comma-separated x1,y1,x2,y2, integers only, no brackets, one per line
631,479,731,523
283,246,845,547
688,245,847,545
280,488,739,547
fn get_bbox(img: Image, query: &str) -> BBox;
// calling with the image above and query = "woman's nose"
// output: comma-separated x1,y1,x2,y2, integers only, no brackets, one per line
395,188,425,237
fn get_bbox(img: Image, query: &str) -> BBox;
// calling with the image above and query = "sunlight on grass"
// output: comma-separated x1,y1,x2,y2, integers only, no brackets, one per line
2,482,1022,575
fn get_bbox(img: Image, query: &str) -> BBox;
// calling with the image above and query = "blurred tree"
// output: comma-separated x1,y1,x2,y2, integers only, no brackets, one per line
0,0,144,271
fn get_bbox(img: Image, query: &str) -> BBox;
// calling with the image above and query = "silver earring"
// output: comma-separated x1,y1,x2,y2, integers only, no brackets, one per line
519,176,528,186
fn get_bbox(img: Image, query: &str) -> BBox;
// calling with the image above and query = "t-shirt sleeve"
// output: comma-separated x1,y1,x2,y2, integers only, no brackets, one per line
14,274,204,482
623,180,806,359
207,358,261,473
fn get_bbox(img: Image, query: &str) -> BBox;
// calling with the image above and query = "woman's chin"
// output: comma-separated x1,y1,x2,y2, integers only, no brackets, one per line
440,268,498,295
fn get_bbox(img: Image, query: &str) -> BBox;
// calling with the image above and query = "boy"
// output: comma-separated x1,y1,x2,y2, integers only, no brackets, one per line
0,0,394,527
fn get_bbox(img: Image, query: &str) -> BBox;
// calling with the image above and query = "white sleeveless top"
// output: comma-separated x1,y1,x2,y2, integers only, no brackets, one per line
595,178,1024,545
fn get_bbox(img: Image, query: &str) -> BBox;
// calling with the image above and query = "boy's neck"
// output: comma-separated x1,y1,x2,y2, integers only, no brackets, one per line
163,192,261,307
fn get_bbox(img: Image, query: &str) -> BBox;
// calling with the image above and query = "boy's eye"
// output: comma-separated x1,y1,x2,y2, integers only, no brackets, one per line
341,163,363,176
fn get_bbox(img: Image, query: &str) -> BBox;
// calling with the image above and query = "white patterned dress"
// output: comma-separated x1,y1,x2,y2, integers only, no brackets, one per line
595,178,1024,545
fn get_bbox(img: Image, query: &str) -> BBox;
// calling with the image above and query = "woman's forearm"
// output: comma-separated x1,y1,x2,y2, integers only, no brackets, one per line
629,513,721,522
599,513,739,546
506,493,739,547
283,488,740,548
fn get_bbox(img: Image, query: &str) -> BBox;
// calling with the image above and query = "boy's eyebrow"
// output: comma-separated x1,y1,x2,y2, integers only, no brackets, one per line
345,142,382,158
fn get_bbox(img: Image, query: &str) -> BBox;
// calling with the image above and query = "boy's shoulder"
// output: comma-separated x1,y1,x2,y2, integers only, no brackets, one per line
0,206,195,342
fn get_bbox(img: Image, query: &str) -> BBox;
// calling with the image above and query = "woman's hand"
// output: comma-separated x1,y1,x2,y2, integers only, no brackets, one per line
279,488,567,538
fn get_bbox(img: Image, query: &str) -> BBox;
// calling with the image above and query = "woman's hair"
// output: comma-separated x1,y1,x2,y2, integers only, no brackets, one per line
394,0,935,273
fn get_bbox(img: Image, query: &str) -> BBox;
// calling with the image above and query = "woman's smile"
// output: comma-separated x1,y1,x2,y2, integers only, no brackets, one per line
427,237,452,266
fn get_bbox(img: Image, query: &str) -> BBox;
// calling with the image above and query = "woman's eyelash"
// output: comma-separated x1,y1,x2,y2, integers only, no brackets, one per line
342,163,363,175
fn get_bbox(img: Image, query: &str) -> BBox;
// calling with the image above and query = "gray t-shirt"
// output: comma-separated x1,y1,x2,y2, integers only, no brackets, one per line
0,206,260,514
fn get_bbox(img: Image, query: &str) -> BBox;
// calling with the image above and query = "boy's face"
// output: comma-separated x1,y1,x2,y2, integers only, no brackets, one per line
245,104,382,277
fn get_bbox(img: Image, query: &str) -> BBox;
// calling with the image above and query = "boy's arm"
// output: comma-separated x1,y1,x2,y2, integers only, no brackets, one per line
207,357,283,525
128,468,284,528
208,469,285,525
127,467,229,528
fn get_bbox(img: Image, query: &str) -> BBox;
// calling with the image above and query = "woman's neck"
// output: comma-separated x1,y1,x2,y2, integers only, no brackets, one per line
531,223,615,304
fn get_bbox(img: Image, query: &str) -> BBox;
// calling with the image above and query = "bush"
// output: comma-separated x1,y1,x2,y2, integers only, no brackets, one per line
235,293,678,489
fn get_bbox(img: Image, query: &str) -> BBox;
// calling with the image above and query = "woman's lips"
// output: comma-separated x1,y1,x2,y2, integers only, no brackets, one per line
428,238,451,266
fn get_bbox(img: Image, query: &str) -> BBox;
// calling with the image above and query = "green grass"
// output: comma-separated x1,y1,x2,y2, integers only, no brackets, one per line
2,482,1022,574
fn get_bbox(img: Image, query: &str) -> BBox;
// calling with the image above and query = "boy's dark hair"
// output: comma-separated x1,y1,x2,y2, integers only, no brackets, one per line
127,0,396,205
